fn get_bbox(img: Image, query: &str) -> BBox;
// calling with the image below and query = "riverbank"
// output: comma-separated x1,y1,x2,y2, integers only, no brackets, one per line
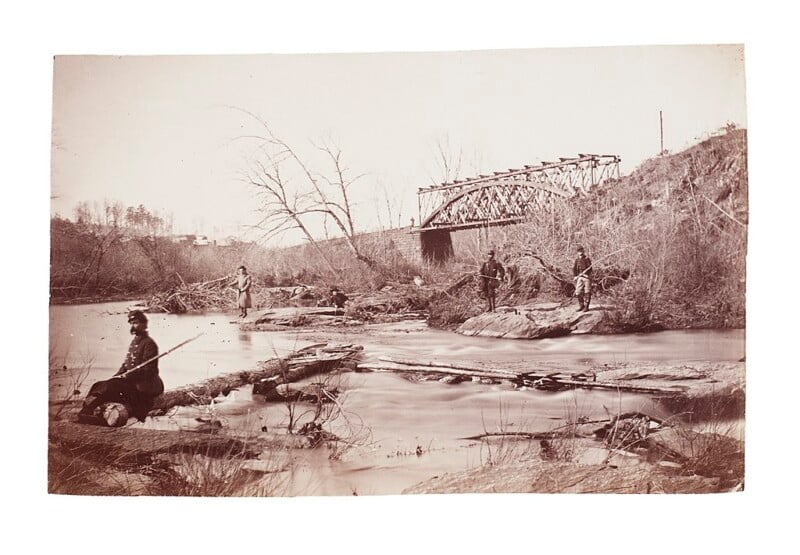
51,271,744,335
49,346,745,495
49,301,745,496
49,294,145,306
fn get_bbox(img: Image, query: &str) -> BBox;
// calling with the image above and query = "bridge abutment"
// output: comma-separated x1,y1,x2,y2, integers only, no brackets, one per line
420,229,453,263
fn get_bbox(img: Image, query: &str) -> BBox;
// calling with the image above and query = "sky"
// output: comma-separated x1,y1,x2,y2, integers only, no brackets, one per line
50,45,747,244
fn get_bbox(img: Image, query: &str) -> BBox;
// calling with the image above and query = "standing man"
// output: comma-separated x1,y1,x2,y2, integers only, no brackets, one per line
78,310,164,425
480,249,505,313
573,245,593,311
234,265,253,318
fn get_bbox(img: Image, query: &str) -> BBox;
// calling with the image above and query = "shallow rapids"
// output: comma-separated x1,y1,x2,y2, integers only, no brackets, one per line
49,302,745,495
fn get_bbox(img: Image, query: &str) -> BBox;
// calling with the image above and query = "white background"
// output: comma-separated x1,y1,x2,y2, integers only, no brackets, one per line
1,1,797,553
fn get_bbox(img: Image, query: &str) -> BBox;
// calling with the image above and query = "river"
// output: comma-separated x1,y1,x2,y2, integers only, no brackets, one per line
49,302,745,495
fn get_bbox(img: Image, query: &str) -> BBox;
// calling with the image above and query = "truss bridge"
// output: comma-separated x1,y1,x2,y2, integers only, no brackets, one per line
418,154,621,232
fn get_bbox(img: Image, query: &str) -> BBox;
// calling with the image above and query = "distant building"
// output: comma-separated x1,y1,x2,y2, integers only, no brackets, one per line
171,234,194,244
215,236,236,247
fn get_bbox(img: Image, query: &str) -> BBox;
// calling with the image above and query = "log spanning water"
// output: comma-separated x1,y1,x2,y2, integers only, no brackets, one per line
152,343,363,414
360,356,693,395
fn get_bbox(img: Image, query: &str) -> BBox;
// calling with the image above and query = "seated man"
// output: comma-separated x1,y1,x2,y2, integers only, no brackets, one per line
329,287,348,310
78,310,164,425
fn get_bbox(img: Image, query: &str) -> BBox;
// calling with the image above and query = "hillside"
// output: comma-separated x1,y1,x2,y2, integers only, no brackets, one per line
605,127,747,225
432,128,748,331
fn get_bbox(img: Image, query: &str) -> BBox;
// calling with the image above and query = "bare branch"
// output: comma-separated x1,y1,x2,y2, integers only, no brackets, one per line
231,108,381,270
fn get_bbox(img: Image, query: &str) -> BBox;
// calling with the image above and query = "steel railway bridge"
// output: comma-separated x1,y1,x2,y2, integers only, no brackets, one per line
415,154,621,260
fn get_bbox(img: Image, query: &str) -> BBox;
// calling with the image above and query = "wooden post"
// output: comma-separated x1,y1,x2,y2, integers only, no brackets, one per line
417,194,421,229
661,111,669,199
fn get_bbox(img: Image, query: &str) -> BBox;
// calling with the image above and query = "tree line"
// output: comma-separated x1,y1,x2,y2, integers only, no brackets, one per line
50,202,259,301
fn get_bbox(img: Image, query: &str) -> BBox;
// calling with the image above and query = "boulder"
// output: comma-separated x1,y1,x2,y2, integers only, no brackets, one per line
456,302,620,339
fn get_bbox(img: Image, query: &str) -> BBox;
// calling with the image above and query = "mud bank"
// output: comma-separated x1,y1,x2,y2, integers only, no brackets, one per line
404,458,738,494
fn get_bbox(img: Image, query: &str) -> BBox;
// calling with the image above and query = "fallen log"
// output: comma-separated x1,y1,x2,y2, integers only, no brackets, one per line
377,356,520,377
462,431,569,441
463,412,668,444
515,375,688,395
358,362,512,381
153,343,362,414
366,357,687,395
71,343,362,427
378,356,594,382
369,358,584,385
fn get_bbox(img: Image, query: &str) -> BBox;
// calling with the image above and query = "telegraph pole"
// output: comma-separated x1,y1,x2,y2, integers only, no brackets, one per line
660,110,669,199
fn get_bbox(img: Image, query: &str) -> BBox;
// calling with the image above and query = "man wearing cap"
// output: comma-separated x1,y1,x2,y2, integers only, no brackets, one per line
78,310,164,424
480,249,505,313
573,245,593,311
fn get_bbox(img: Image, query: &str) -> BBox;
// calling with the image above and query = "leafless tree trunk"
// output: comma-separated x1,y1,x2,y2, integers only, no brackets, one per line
431,133,463,185
73,201,126,295
232,108,379,271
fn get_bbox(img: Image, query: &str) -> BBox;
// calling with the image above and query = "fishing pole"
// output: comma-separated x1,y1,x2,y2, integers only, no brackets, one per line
573,244,639,279
115,333,205,379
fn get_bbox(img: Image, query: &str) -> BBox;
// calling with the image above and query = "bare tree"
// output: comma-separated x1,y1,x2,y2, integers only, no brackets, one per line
431,133,463,185
376,180,406,230
124,204,174,283
72,201,126,295
232,108,379,271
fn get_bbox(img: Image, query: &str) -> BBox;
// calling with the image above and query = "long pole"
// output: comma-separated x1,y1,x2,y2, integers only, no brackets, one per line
659,110,664,155
116,333,204,379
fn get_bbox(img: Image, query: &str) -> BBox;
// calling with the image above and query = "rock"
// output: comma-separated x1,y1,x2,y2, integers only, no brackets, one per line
456,312,566,339
456,302,621,339
569,310,607,334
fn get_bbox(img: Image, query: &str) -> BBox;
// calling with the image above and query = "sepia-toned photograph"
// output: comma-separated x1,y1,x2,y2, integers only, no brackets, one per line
48,44,747,497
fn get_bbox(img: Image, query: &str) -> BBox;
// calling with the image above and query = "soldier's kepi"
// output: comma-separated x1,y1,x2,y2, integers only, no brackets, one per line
573,245,593,312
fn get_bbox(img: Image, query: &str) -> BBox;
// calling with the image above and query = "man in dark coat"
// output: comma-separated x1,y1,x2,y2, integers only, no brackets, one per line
572,245,593,311
329,287,348,310
480,249,505,312
78,310,164,424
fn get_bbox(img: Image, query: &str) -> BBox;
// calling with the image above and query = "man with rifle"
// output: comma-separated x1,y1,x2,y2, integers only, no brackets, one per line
573,245,593,312
78,310,164,425
480,249,505,313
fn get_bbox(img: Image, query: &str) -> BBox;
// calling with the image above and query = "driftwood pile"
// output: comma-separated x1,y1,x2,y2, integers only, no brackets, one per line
145,275,234,314
346,284,432,321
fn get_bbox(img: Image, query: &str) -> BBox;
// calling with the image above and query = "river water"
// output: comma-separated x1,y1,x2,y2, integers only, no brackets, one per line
49,302,745,496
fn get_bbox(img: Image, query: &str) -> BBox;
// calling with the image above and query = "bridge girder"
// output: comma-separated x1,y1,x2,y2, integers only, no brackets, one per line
418,154,620,231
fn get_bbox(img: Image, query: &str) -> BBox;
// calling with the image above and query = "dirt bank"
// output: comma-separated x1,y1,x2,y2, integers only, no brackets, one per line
404,459,736,494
